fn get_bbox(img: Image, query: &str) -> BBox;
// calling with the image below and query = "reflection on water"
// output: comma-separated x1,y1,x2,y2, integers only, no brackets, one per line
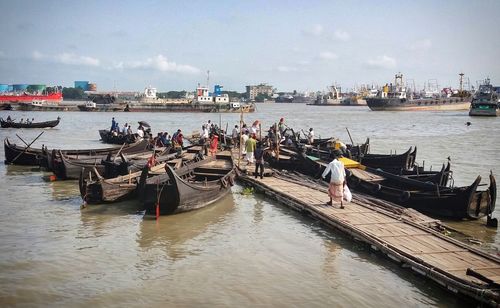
137,193,236,262
0,106,498,306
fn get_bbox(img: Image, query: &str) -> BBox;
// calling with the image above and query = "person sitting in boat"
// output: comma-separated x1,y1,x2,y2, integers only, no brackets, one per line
20,118,24,124
161,132,171,147
307,128,315,144
25,118,31,124
31,118,34,124
155,132,164,147
6,115,12,122
115,122,120,134
122,123,128,135
137,125,145,140
127,125,132,136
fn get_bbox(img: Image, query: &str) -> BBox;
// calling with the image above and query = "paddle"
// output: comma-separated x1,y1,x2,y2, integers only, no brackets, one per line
10,131,44,164
346,127,355,145
16,134,29,147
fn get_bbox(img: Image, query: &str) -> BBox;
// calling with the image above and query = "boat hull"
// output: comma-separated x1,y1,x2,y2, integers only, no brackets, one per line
366,97,471,111
0,118,60,128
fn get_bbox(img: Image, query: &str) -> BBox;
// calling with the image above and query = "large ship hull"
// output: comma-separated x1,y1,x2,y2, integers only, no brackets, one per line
0,93,63,103
124,102,255,113
366,97,471,111
469,103,499,117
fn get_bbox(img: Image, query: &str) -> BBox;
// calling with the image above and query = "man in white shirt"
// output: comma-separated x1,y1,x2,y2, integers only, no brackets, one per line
321,150,346,208
307,128,314,144
137,125,144,139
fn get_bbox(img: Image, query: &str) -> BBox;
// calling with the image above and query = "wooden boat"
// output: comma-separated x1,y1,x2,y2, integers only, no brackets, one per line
80,154,182,204
138,151,237,215
44,139,150,171
51,140,152,179
347,167,496,220
99,129,138,144
358,147,416,172
266,146,450,186
0,117,60,129
3,137,45,166
80,147,204,204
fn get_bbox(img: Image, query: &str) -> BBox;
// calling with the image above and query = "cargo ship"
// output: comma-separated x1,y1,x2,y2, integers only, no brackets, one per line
0,84,63,110
123,85,255,113
366,73,471,111
308,84,344,106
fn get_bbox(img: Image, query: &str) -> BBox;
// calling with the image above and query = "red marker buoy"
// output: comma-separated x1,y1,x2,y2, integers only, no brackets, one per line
156,202,160,219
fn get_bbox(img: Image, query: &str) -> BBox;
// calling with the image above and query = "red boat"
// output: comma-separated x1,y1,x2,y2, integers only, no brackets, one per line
0,92,63,103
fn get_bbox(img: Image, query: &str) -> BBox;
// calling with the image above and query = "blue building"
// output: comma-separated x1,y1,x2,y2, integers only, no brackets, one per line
74,81,89,91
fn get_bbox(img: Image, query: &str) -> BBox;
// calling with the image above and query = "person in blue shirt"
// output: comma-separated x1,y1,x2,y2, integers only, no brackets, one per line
110,117,116,132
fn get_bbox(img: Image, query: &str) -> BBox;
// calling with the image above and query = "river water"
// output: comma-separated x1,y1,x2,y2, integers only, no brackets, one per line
0,104,498,307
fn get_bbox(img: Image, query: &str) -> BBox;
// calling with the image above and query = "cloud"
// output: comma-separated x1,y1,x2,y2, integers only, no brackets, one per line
32,50,100,67
118,54,200,74
364,55,397,69
276,66,299,72
319,51,338,60
303,24,324,37
333,30,350,41
407,39,432,51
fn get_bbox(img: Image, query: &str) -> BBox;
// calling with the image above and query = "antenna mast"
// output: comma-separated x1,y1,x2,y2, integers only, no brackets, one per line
459,72,464,92
206,70,210,88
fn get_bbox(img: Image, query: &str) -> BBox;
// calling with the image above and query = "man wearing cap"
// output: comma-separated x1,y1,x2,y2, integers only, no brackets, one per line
321,150,346,208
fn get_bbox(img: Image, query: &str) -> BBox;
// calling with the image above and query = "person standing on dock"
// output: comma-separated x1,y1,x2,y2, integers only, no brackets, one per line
231,125,239,146
245,134,257,165
241,131,249,158
322,150,346,209
254,142,264,179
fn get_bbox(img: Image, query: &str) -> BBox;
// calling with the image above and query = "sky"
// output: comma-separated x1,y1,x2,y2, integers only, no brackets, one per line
0,0,499,93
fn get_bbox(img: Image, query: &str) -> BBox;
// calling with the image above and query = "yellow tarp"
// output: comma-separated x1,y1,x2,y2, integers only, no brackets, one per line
339,157,361,169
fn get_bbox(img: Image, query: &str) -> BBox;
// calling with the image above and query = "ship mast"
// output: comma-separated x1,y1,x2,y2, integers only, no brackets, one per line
206,70,210,89
459,72,464,92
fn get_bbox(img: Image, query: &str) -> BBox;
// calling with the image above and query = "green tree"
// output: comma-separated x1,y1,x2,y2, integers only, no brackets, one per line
62,87,86,99
255,93,270,102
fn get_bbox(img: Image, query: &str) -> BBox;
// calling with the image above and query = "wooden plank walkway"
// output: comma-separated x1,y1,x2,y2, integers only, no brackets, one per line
232,150,500,305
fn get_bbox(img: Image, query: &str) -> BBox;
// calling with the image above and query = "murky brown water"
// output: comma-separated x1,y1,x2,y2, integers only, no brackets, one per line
1,104,498,306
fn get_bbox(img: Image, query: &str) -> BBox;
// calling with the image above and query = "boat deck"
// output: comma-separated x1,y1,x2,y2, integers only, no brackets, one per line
231,150,500,305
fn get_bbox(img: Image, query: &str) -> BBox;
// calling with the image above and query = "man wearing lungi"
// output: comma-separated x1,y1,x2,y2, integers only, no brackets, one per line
321,150,346,208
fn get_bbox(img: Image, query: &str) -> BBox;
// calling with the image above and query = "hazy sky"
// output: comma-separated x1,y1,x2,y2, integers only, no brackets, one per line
0,0,499,92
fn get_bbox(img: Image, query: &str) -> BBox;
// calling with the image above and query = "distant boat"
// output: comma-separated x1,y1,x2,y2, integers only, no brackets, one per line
308,84,344,106
366,73,471,111
469,78,499,116
0,117,60,129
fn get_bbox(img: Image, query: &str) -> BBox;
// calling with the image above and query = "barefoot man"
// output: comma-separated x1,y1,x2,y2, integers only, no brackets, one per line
321,150,346,208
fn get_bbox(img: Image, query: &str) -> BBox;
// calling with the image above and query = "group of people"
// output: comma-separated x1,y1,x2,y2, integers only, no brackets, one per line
15,117,35,124
110,117,133,136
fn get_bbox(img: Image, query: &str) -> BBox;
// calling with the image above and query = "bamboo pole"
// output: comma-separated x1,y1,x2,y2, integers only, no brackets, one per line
238,107,243,169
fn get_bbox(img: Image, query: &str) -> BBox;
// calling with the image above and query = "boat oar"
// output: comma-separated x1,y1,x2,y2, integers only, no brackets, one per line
112,142,127,162
16,134,30,146
10,131,44,164
346,127,354,145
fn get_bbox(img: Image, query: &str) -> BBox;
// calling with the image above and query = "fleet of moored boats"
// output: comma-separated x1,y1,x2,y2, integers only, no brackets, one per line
2,123,497,225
